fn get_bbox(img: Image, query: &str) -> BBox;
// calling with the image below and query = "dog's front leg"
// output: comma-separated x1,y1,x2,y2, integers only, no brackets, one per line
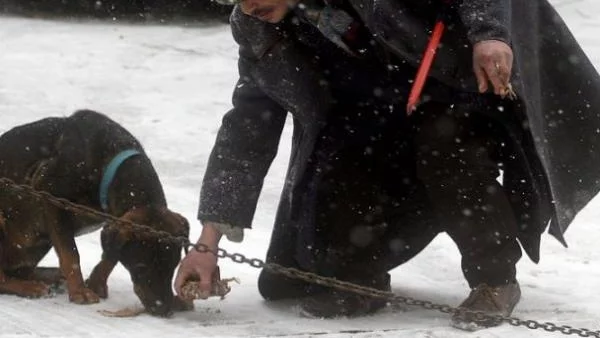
47,210,100,304
86,258,117,299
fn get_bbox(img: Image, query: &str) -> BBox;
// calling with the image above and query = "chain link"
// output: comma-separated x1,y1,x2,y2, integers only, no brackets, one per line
188,243,600,337
1,176,598,337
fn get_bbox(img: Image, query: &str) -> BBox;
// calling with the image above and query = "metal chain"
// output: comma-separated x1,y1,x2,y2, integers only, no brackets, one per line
189,242,600,337
0,177,185,245
1,176,598,337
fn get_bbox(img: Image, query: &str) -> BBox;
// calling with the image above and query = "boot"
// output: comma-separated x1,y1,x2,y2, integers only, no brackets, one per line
450,282,521,331
299,273,391,318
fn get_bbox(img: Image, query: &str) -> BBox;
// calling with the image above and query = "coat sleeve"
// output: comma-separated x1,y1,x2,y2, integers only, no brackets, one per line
197,19,288,233
455,0,512,45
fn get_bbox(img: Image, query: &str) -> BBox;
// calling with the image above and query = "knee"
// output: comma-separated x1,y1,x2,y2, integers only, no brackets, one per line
257,269,309,301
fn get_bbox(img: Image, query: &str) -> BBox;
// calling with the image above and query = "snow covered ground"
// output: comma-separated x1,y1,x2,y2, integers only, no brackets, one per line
1,1,600,337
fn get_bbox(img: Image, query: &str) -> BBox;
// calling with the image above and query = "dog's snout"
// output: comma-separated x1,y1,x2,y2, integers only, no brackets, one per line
133,283,176,317
148,301,174,317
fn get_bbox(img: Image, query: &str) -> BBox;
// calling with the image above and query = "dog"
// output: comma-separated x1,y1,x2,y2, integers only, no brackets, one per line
0,110,191,316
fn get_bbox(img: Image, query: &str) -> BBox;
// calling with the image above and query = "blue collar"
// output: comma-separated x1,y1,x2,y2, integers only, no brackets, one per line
99,149,142,211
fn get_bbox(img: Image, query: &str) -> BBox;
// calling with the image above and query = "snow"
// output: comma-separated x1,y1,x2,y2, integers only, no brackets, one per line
1,1,600,337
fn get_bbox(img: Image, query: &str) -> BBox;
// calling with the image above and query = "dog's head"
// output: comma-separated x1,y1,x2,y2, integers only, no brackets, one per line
100,206,191,317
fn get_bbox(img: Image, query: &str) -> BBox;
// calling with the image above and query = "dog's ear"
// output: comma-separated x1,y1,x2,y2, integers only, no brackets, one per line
157,209,191,256
171,212,190,238
157,207,190,238
170,211,190,256
100,226,133,263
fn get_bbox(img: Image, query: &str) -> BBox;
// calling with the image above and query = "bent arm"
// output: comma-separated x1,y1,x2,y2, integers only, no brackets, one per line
197,57,287,241
456,0,512,45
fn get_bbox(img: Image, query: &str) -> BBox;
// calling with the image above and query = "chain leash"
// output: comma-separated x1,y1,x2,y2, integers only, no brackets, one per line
188,242,600,337
1,177,598,337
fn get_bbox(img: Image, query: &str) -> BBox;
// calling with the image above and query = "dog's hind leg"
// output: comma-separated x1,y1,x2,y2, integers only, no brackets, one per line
0,212,52,298
8,267,64,290
0,273,52,298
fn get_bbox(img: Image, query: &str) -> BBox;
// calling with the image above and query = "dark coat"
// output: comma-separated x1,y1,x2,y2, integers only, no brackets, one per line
198,0,600,266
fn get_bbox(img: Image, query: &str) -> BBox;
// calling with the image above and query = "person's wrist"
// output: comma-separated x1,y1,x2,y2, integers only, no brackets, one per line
197,221,223,250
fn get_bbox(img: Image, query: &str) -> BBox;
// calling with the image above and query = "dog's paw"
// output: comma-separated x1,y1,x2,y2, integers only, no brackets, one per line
20,280,52,298
85,278,108,299
69,287,100,304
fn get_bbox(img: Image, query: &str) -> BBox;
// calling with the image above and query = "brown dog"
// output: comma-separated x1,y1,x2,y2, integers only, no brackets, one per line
0,110,190,316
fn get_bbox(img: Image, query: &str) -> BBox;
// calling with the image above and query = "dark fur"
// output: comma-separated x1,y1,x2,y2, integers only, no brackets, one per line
0,110,190,316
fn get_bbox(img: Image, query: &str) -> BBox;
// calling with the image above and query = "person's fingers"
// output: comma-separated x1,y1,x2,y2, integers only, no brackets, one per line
503,46,514,77
472,40,514,96
474,64,489,93
173,264,190,296
198,267,215,293
483,60,508,96
173,250,218,298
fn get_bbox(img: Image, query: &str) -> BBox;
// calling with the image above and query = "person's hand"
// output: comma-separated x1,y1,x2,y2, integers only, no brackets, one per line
174,222,222,299
472,40,515,98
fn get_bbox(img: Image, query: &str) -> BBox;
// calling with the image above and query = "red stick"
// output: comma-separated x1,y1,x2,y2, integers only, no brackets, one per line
406,20,446,115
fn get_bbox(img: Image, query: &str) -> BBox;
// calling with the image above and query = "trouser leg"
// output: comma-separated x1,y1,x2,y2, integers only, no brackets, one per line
312,103,439,285
413,103,522,288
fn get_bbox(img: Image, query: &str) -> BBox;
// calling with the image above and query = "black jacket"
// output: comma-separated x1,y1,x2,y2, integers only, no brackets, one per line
198,0,600,264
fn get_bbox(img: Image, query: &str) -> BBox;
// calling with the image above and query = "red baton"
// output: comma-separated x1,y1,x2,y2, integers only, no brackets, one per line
406,20,446,115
